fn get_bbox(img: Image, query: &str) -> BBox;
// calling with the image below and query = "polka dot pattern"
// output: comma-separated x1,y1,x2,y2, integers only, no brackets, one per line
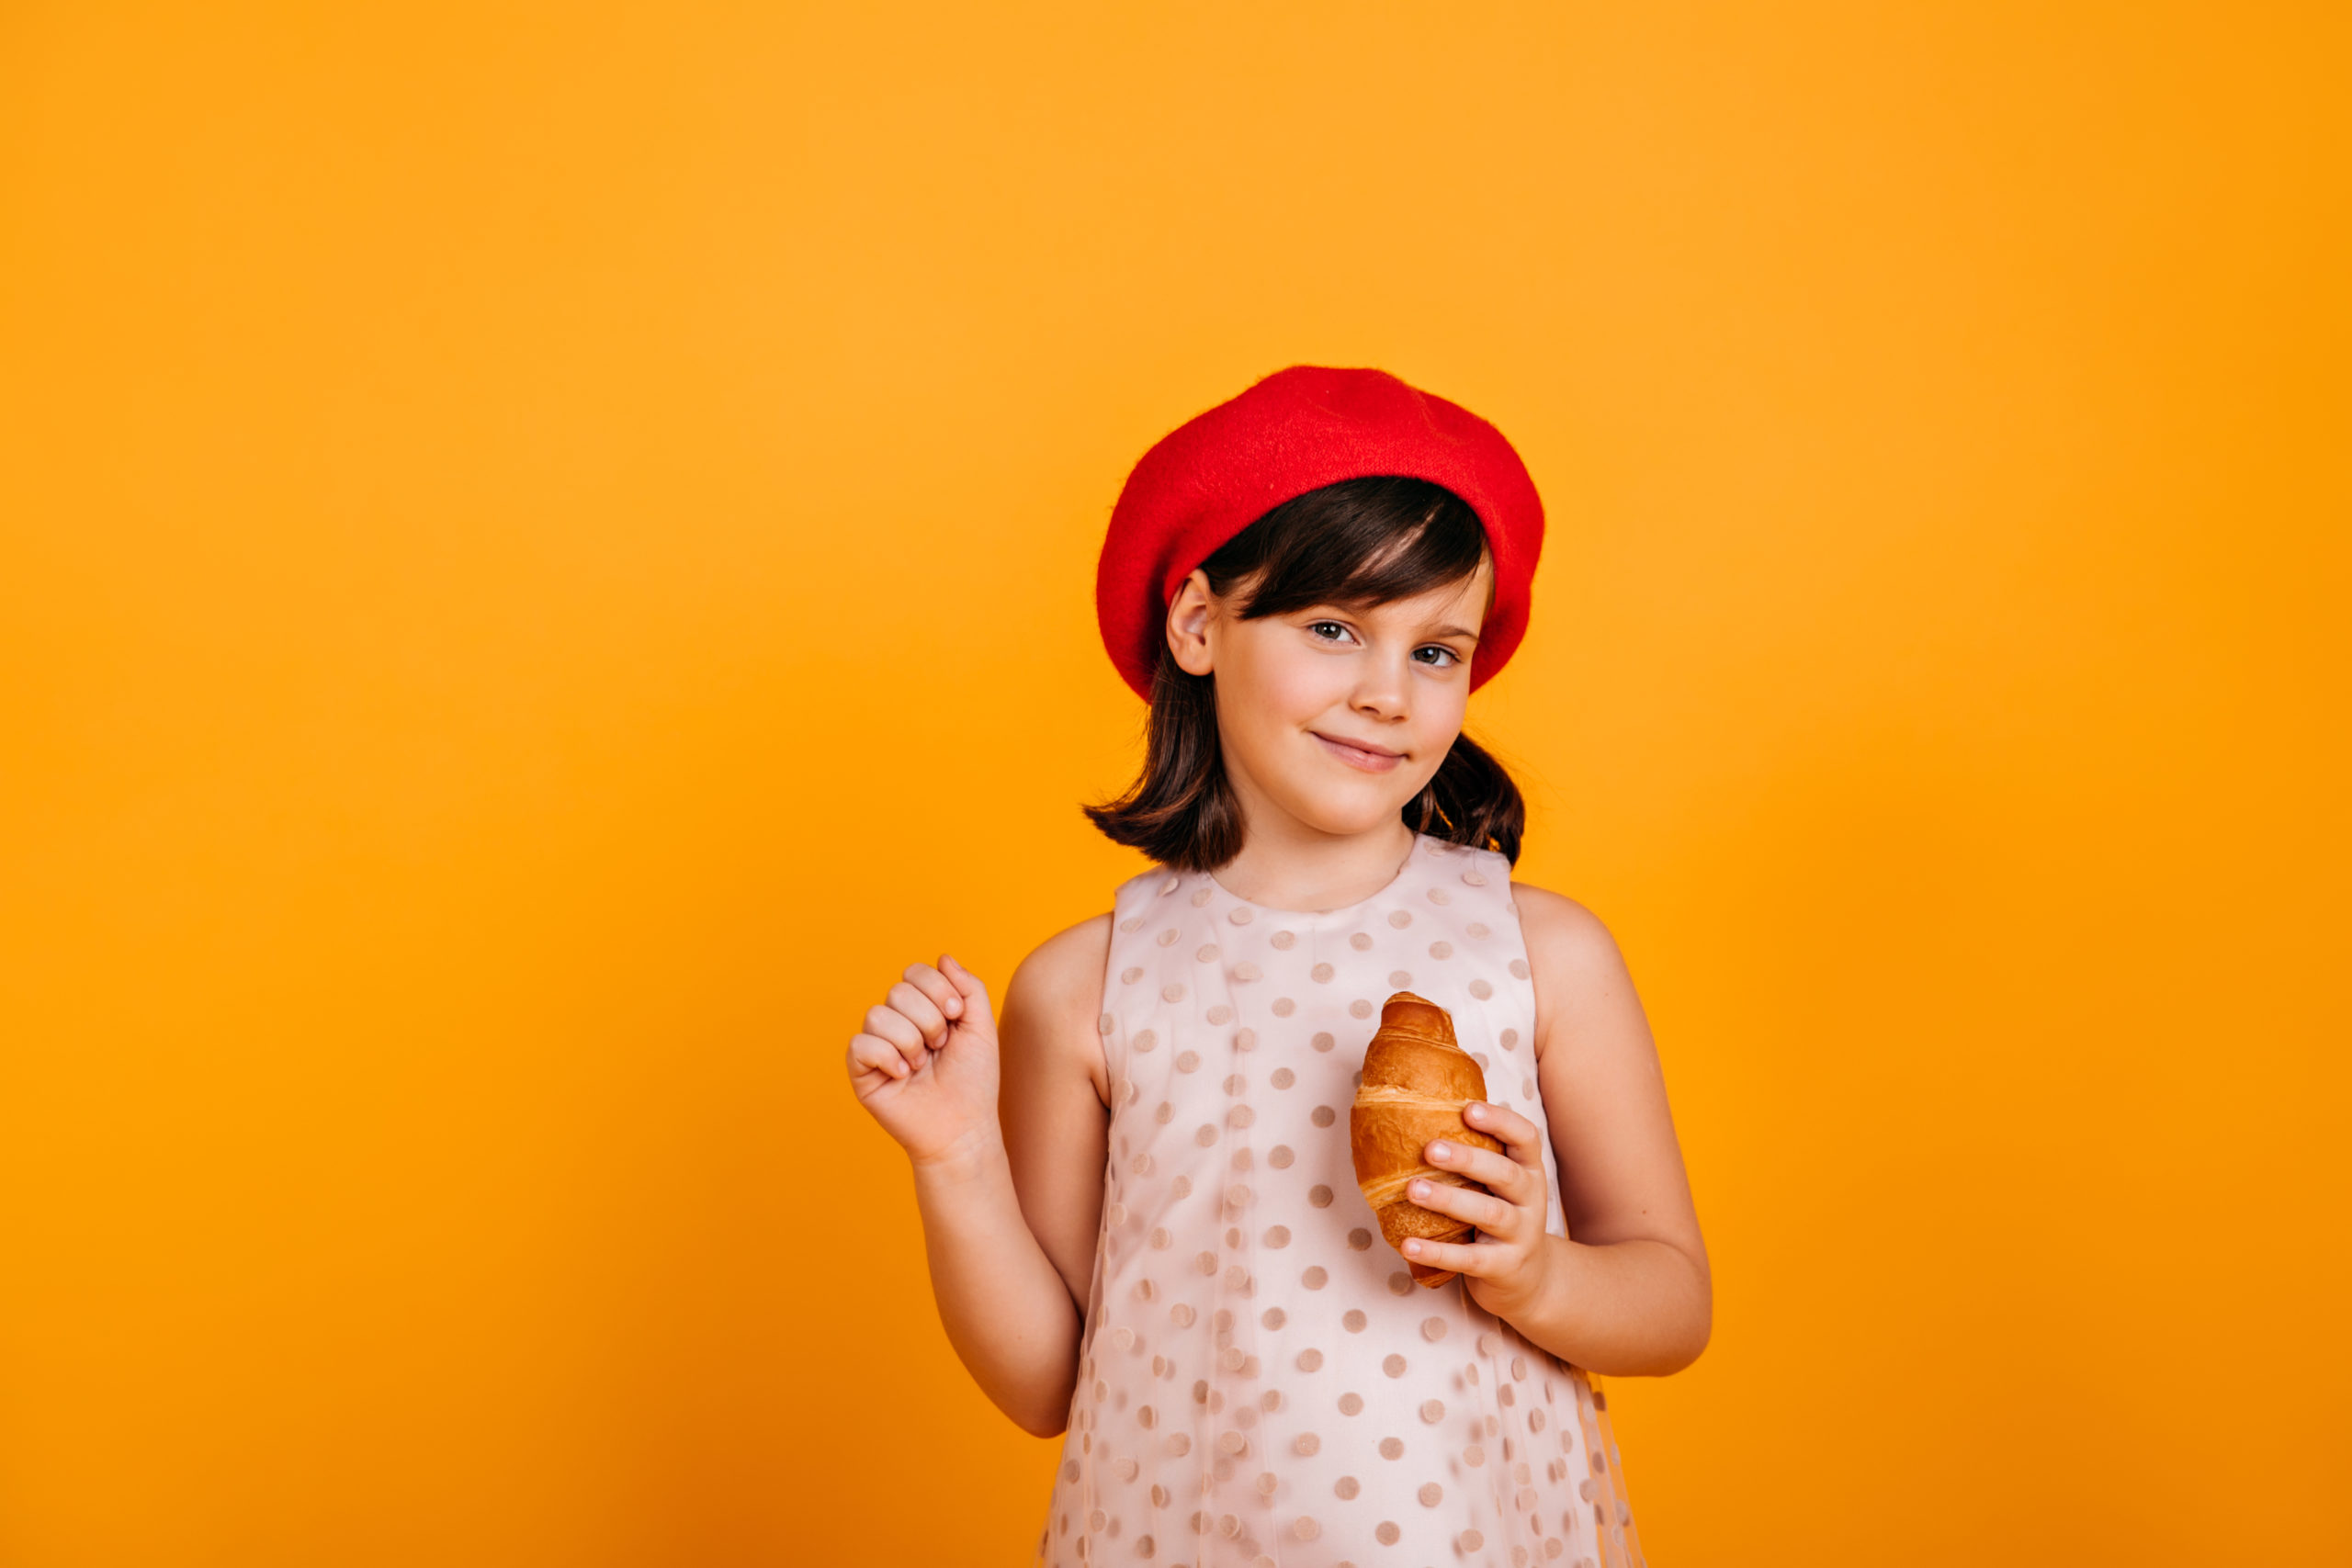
1037,835,1639,1568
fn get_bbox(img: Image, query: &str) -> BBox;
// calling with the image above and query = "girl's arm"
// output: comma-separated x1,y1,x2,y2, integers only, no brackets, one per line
844,919,1111,1437
1390,885,1711,1376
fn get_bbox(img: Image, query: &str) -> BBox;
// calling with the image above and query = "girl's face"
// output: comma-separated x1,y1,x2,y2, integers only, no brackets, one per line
1168,561,1495,840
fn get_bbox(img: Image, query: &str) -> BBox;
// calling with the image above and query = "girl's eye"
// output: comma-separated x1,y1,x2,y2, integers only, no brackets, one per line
1302,621,1461,664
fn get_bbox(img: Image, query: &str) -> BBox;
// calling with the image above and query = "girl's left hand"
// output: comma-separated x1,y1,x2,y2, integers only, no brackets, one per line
1400,1100,1557,1321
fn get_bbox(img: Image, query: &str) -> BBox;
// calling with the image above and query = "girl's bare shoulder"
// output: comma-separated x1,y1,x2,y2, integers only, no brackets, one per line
1001,913,1114,1075
1509,880,1645,1056
1010,913,1112,1003
1509,880,1624,970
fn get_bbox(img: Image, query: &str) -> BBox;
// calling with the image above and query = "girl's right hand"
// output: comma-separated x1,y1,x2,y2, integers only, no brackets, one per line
844,954,1002,1167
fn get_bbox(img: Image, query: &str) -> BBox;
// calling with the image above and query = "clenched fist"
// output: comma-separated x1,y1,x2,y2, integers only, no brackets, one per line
845,955,1002,1166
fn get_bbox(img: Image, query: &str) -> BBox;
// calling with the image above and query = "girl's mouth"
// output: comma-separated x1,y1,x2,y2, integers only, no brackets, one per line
1311,731,1405,773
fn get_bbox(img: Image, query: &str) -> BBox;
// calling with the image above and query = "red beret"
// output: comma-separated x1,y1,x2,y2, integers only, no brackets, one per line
1096,365,1544,700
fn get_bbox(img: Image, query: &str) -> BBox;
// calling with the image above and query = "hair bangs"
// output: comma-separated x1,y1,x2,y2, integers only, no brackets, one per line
1215,477,1489,621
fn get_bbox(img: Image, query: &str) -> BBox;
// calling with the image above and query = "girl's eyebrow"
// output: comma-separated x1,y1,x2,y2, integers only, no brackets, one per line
1428,624,1481,642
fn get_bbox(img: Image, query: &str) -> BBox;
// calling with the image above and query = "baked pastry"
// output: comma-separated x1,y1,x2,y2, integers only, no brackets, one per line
1349,991,1503,1287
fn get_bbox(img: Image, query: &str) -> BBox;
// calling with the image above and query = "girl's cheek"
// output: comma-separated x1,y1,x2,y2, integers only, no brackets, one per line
1227,643,1342,724
1419,694,1470,751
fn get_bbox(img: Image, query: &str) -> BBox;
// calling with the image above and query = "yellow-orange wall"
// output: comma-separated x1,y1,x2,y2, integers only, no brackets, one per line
3,4,2346,1563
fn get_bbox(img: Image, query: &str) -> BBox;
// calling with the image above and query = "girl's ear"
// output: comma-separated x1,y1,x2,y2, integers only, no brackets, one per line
1165,570,1217,677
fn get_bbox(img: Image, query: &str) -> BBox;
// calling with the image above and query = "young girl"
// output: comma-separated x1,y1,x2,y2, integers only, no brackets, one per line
846,367,1709,1568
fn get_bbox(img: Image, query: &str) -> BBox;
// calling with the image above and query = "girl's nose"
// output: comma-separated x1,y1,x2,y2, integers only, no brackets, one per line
1351,658,1409,720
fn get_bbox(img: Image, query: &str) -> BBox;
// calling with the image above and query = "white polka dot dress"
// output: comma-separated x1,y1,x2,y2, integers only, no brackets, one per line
1039,835,1646,1568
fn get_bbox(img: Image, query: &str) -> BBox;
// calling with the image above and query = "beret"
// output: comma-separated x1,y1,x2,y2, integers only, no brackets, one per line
1096,365,1544,700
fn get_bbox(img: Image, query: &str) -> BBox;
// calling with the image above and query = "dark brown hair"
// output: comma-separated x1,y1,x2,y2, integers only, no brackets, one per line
1085,476,1526,872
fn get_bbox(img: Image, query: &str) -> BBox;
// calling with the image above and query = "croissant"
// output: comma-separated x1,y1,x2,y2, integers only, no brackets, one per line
1349,991,1504,1288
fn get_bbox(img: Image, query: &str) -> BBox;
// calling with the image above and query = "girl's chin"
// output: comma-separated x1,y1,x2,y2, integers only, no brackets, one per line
1272,790,1418,840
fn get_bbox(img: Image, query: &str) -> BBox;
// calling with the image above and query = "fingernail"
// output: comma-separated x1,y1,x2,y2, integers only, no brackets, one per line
1428,1141,1452,1160
945,998,962,1017
1403,1240,1421,1257
1465,1103,1486,1122
1408,1179,1430,1201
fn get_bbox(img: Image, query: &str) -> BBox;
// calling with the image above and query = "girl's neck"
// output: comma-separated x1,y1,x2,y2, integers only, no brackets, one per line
1207,816,1419,915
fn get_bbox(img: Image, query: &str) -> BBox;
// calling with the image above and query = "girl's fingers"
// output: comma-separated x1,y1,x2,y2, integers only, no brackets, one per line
862,1004,928,1069
1406,1177,1514,1235
1424,1136,1536,1204
886,980,949,1046
1396,1235,1491,1278
1461,1101,1545,1168
938,955,998,1033
847,1032,911,1083
901,962,965,1022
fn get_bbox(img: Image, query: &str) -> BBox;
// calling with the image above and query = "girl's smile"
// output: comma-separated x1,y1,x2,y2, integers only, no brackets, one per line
1310,730,1407,772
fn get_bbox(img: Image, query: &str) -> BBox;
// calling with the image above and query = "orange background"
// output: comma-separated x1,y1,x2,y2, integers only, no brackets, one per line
3,4,2346,1563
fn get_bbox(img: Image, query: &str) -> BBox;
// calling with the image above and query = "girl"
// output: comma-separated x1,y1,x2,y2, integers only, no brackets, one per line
845,367,1708,1568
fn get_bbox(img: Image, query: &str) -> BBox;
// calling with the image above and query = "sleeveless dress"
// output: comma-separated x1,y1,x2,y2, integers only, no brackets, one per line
1037,834,1646,1568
